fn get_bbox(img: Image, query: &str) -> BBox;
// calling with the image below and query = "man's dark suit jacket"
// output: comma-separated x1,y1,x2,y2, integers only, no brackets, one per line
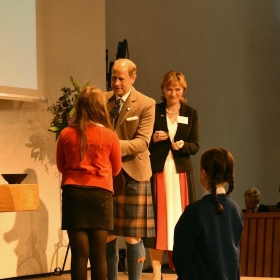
242,204,271,212
257,204,270,212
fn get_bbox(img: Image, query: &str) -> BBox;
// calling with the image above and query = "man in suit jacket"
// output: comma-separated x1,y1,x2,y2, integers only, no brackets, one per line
244,187,270,212
105,58,156,280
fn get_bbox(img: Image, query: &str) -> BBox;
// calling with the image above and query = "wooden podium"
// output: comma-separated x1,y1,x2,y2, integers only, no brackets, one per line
240,211,280,277
0,184,39,212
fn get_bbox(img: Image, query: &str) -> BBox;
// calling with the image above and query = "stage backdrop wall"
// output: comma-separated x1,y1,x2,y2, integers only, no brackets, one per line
105,0,280,209
0,0,106,278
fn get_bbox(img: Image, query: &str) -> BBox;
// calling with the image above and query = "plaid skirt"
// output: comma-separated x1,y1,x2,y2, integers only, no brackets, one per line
110,176,155,238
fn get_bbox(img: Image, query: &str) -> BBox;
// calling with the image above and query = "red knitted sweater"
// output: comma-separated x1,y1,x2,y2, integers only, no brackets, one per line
56,124,122,193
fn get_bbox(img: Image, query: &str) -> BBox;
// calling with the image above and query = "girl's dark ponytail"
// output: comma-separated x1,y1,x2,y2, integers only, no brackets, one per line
201,147,235,215
211,178,224,215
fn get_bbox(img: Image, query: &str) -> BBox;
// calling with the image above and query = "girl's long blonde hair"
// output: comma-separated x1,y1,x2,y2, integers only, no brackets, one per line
73,86,112,159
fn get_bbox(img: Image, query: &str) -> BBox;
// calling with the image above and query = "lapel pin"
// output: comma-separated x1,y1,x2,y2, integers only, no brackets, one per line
161,114,164,117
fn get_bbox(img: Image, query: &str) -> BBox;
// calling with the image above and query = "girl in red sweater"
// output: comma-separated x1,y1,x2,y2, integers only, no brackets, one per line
56,86,122,280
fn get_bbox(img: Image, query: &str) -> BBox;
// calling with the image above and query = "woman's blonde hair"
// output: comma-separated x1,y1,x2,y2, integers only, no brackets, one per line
160,71,187,103
73,86,112,159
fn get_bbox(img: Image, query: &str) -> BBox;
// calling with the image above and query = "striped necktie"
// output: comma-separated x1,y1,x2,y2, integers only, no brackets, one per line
111,98,122,122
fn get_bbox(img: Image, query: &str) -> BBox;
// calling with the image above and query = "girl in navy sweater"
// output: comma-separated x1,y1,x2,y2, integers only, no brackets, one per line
173,148,243,280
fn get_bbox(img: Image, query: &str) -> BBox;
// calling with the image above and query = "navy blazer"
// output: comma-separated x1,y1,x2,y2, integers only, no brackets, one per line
149,101,199,173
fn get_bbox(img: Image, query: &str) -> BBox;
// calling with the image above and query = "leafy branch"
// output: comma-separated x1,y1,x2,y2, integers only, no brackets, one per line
47,76,90,140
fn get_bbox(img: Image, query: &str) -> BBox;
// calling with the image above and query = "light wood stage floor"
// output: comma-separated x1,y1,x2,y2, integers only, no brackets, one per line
24,271,280,280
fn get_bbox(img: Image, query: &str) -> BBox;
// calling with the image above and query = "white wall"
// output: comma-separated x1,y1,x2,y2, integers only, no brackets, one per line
106,0,280,208
0,0,105,278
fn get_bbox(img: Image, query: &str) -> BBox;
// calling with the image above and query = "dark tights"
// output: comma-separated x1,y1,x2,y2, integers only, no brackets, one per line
67,228,108,280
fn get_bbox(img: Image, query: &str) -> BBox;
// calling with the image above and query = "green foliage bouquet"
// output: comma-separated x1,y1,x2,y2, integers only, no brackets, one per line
48,76,89,140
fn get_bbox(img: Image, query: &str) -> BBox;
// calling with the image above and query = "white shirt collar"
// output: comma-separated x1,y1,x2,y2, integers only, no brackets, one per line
254,204,260,212
203,187,226,197
115,88,131,103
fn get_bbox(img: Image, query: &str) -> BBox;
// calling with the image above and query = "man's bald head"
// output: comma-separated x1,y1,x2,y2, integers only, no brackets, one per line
113,59,137,78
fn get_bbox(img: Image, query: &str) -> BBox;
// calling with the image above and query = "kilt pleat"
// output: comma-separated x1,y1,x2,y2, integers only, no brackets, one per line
110,178,155,237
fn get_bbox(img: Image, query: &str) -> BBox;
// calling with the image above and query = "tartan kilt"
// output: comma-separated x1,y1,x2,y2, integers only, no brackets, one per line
110,177,155,238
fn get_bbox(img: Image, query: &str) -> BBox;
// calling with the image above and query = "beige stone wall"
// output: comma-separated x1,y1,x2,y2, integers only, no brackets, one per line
0,0,105,278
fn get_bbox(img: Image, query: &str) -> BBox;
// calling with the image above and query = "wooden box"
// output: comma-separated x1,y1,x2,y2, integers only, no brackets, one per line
0,184,39,212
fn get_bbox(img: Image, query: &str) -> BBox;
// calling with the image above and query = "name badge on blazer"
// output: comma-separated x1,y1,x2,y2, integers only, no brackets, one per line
178,116,188,124
126,116,138,121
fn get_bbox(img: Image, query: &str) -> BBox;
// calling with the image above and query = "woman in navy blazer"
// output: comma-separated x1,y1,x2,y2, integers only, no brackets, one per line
146,71,199,280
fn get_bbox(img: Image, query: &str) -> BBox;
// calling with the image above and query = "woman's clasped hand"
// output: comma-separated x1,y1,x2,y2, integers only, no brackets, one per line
153,130,169,142
153,130,184,150
171,139,184,150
